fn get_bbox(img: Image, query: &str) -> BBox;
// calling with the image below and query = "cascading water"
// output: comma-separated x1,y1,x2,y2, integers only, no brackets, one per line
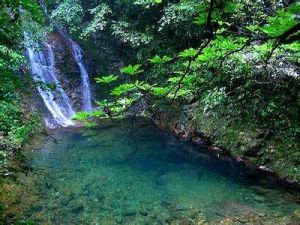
27,42,75,127
69,40,92,112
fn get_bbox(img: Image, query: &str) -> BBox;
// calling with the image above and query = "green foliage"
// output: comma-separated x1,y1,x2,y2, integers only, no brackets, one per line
0,76,43,174
51,0,83,33
0,45,24,71
159,0,200,32
81,3,112,39
120,64,144,76
0,0,44,180
151,87,168,97
253,41,273,58
134,80,152,91
149,55,172,64
260,4,299,37
73,110,106,121
111,83,136,96
178,48,197,58
282,42,300,62
111,21,153,47
202,87,227,112
95,75,118,84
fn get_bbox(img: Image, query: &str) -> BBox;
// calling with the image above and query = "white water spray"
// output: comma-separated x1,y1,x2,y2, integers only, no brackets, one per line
69,40,92,111
27,42,75,127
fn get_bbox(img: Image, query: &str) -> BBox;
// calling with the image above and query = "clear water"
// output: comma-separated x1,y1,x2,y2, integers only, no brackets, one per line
16,120,299,224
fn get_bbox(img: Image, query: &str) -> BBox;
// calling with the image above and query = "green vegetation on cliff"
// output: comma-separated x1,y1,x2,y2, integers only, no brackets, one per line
0,1,44,177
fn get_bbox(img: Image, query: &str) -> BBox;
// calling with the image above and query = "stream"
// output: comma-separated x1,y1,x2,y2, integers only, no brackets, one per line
6,119,300,224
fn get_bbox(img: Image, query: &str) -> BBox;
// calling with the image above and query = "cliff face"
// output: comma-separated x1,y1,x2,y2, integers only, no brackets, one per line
47,32,83,111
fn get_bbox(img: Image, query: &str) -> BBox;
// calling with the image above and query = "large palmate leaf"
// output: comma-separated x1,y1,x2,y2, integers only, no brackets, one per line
95,74,119,84
120,64,144,75
149,55,172,64
151,87,169,96
179,48,198,58
111,83,136,96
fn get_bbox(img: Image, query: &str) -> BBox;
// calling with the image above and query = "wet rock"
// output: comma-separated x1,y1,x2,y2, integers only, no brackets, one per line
197,218,207,225
24,210,33,217
31,202,43,212
139,210,148,216
175,204,188,211
257,213,265,217
61,192,75,205
293,208,300,219
253,195,266,202
237,214,250,223
69,200,84,214
47,203,59,210
178,218,195,225
122,209,136,217
192,137,205,145
96,193,105,202
288,221,300,225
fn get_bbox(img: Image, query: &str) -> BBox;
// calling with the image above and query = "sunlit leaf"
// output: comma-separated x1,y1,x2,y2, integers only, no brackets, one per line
120,64,144,75
111,83,136,96
95,74,118,84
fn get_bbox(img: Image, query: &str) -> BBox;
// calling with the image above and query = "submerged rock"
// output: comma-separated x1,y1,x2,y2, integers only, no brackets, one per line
293,208,300,219
139,209,149,216
253,195,266,202
122,209,137,217
68,200,84,214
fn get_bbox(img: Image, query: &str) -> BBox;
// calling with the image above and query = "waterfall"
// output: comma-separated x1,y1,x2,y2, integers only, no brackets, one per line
69,40,92,112
27,42,76,127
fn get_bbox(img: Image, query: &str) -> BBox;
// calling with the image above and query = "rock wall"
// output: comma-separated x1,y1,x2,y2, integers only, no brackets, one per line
47,32,83,110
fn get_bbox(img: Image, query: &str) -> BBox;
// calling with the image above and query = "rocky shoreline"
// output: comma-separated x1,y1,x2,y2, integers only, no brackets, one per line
151,102,300,189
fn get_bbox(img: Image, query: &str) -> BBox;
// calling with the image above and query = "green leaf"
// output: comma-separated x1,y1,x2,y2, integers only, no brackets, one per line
179,48,197,58
95,74,118,84
259,7,298,37
149,55,172,64
134,80,152,91
197,47,215,62
111,83,136,96
73,111,91,120
151,87,168,96
193,14,207,26
96,99,114,107
224,2,240,13
167,76,181,83
120,64,144,75
246,25,260,32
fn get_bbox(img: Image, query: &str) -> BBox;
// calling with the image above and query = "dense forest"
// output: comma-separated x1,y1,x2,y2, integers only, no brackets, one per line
0,0,300,224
